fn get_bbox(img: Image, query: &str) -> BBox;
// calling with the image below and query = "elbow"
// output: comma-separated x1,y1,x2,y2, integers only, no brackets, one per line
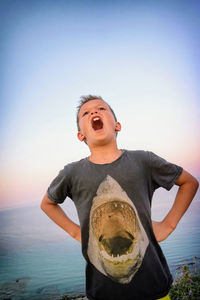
191,175,199,189
40,194,49,212
40,193,57,212
189,177,199,196
193,178,199,191
40,199,46,212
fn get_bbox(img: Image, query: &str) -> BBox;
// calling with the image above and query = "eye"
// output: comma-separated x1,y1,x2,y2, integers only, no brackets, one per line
99,234,103,242
99,107,106,111
83,111,89,116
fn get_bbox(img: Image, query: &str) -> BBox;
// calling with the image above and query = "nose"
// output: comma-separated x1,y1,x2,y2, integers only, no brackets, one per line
90,109,98,115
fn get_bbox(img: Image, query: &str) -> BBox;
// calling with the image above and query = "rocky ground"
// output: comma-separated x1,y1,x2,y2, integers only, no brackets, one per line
0,277,88,300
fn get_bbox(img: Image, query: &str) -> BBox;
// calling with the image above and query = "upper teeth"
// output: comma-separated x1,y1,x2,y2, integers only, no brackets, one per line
93,117,100,121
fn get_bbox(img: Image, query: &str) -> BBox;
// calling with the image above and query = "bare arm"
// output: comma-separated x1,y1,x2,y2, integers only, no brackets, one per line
152,169,199,242
40,193,81,243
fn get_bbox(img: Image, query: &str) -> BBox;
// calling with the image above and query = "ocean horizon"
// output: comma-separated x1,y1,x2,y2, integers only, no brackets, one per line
0,186,200,300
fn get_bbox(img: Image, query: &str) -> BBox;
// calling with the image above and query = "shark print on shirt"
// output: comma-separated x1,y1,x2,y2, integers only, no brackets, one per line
87,175,149,284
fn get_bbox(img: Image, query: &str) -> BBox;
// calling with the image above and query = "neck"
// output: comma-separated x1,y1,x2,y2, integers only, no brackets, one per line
88,143,122,164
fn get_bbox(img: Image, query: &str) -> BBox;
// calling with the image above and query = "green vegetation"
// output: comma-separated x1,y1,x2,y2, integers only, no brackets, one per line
169,257,200,300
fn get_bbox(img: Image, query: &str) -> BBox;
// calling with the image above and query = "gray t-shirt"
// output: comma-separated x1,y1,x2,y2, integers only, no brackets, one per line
47,150,183,300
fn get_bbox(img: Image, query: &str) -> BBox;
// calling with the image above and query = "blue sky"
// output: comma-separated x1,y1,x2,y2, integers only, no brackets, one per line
1,0,200,209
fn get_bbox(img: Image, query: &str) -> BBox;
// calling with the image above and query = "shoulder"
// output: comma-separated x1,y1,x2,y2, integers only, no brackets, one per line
125,149,150,161
123,150,152,171
62,157,88,175
125,149,168,163
125,150,177,170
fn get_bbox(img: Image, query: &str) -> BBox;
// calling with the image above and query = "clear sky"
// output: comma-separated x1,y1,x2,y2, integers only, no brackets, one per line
1,0,200,210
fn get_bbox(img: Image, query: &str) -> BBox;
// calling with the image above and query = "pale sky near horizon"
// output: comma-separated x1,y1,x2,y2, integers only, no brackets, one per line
1,0,200,210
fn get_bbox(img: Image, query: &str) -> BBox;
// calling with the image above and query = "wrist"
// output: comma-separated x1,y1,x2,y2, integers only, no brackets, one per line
70,224,81,242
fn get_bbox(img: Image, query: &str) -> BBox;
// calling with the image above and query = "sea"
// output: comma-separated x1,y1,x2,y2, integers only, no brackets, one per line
0,185,200,300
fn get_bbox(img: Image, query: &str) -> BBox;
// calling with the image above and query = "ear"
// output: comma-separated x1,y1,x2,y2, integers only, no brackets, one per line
115,122,121,132
77,131,86,142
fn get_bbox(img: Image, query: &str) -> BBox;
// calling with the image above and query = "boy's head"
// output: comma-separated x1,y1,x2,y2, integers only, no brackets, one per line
76,95,117,131
76,95,121,145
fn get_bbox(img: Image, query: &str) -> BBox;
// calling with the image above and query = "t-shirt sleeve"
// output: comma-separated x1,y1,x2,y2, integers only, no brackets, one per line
148,151,183,191
47,165,72,204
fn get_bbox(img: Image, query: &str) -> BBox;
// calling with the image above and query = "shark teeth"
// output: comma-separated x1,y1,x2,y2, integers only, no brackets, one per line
100,250,135,263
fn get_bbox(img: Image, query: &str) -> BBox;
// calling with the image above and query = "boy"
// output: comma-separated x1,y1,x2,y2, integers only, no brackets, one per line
41,95,199,300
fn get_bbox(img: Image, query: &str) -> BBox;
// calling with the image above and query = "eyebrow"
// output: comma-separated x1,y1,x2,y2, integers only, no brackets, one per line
81,104,107,114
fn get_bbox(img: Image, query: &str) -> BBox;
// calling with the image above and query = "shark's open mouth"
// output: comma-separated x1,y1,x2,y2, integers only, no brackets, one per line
91,117,103,131
91,200,137,264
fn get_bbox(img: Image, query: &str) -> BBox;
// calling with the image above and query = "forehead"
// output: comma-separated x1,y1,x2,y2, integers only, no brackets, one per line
79,99,109,115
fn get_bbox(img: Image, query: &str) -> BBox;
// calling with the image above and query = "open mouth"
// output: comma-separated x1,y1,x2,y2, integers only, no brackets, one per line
91,201,136,258
91,116,104,131
99,232,134,258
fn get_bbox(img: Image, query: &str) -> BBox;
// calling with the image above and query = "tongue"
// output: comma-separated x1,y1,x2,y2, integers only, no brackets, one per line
92,119,103,130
